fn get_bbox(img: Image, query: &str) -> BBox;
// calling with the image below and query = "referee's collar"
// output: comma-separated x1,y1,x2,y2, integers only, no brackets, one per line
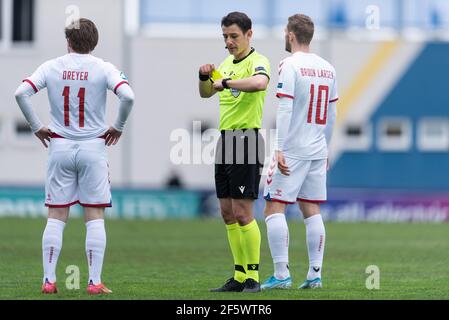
233,47,255,64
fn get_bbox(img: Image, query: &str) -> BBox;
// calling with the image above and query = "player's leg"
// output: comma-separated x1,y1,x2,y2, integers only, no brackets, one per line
84,207,111,294
41,208,69,293
297,159,327,289
261,156,307,289
77,138,112,294
261,200,291,289
298,202,325,289
42,138,77,293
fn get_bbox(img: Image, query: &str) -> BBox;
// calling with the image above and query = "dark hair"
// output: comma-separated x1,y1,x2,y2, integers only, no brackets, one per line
287,14,314,45
221,12,252,33
65,18,99,54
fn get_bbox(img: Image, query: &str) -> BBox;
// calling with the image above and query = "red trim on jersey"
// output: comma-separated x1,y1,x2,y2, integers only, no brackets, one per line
45,201,79,208
79,202,112,208
267,198,295,205
23,79,38,93
276,93,294,99
296,198,326,204
114,81,129,94
329,98,339,103
49,132,107,139
50,132,65,138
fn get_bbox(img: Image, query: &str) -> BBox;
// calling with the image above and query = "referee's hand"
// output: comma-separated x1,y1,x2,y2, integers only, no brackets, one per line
212,78,224,91
276,151,290,176
199,64,215,77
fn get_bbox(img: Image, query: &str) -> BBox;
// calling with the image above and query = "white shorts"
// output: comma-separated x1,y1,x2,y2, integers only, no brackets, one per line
263,156,327,204
45,137,111,208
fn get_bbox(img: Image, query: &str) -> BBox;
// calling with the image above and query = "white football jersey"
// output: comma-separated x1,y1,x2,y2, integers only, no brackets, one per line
276,51,338,160
24,53,128,140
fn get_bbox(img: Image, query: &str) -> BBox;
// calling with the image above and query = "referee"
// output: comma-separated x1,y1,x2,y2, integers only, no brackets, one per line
199,12,270,293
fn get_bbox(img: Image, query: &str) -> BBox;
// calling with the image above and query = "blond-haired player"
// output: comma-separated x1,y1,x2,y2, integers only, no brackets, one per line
14,18,134,295
262,14,338,290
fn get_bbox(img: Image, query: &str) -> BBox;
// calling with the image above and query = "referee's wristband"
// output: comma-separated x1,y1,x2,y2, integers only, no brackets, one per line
222,78,232,89
199,72,210,81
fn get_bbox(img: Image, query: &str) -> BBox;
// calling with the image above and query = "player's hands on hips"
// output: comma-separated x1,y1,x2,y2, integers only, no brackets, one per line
105,127,122,146
276,150,290,176
35,127,52,148
199,64,215,78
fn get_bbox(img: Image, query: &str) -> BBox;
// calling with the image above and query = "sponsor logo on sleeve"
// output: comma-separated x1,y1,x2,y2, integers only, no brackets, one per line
120,72,128,80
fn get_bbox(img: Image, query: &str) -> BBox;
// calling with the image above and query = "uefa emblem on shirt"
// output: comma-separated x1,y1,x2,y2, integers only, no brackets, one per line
230,88,241,98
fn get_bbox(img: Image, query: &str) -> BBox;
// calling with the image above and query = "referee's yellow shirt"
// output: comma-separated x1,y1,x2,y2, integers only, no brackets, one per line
217,48,270,130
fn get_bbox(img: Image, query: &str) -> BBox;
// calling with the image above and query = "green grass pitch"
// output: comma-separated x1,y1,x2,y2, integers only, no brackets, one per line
1,217,449,300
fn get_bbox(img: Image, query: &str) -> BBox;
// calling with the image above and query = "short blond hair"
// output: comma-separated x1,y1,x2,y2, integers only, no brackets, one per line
287,14,314,45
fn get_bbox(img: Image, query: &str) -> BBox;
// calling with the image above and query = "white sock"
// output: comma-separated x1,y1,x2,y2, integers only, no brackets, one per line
265,213,290,280
42,218,65,283
85,219,106,285
304,214,325,280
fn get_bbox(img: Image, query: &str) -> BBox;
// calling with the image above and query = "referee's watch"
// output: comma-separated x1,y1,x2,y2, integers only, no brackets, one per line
222,78,232,89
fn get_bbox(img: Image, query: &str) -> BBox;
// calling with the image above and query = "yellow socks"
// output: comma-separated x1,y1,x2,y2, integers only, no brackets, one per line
226,223,247,283
239,219,261,282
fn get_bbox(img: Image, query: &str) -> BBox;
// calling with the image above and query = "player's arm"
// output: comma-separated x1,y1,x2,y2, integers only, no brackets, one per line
324,100,337,171
214,74,269,92
199,64,218,98
112,84,134,132
105,83,135,146
104,63,135,146
275,96,293,176
325,74,338,170
325,75,339,146
15,64,51,148
14,82,44,133
274,58,294,175
325,100,337,146
276,97,293,152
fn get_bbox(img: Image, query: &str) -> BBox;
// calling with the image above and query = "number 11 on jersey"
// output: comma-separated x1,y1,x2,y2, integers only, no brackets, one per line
62,86,85,127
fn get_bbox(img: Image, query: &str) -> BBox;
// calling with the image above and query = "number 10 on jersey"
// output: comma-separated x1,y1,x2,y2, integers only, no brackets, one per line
307,84,329,125
62,86,85,127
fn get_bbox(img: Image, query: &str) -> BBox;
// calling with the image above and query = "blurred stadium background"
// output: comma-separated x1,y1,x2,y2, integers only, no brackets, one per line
1,0,449,221
1,0,449,300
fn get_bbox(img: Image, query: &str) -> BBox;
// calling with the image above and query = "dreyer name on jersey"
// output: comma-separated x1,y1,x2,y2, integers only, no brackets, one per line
62,70,89,81
24,53,129,140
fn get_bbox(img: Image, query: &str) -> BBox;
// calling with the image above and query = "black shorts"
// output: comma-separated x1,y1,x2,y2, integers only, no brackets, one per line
215,129,265,199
